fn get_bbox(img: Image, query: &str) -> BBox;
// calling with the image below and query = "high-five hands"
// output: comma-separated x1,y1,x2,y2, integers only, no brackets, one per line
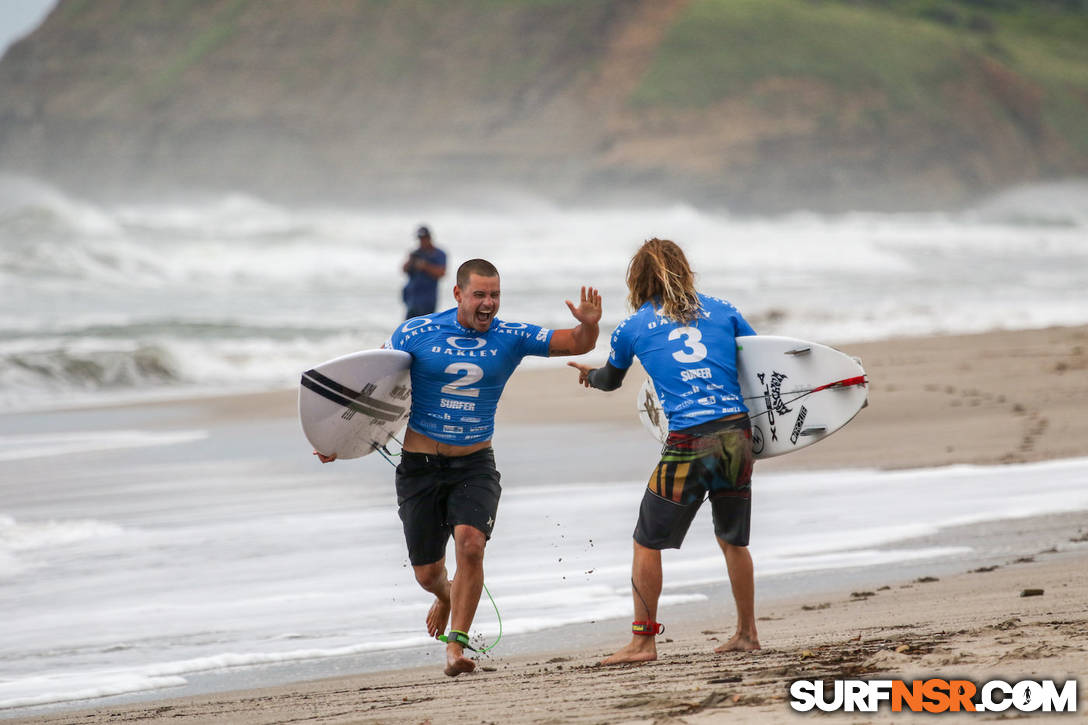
567,361,594,388
566,286,602,326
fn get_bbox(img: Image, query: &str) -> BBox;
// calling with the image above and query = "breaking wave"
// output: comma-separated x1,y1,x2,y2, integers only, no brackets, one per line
2,173,1087,410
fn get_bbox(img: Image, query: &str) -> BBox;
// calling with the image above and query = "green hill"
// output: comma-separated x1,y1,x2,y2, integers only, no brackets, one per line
1,0,1086,212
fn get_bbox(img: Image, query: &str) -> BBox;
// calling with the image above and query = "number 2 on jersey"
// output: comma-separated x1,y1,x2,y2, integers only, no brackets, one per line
442,362,483,397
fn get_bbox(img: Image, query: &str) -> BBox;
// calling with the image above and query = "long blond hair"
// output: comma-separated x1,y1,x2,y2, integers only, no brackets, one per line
626,238,700,324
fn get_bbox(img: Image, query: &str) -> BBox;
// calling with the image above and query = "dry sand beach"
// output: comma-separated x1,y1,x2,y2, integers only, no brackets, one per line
12,325,1088,724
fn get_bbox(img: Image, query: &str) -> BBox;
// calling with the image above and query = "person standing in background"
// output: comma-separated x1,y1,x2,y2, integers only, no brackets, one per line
403,225,447,319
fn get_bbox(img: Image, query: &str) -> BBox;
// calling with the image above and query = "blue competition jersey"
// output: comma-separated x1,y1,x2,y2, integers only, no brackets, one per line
385,307,553,444
608,294,756,431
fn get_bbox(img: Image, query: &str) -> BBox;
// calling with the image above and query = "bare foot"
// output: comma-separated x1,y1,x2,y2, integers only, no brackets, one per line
600,637,657,665
714,632,761,652
426,596,451,639
444,648,476,677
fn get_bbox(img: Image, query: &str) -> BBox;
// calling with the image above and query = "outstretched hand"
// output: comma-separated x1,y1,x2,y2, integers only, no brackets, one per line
565,286,602,326
567,361,594,388
314,451,337,463
548,286,602,357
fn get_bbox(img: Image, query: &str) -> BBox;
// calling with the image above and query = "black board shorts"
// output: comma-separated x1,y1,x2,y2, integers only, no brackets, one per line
395,448,501,566
634,416,754,550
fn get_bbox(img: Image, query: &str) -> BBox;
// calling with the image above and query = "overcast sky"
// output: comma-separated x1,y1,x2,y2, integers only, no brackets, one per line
0,0,55,58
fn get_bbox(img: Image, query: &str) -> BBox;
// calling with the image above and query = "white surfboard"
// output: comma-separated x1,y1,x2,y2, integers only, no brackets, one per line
637,335,868,459
299,349,412,459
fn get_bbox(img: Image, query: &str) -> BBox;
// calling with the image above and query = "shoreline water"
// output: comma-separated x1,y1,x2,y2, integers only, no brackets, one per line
2,325,1088,721
12,531,1088,723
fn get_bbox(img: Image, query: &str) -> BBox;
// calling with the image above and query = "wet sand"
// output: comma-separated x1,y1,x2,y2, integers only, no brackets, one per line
23,548,1084,724
12,325,1088,723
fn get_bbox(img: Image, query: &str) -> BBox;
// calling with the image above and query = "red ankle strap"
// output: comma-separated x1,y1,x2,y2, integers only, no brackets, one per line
632,621,665,636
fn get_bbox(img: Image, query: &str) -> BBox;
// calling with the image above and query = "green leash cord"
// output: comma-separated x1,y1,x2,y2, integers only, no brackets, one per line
438,582,503,654
373,439,502,654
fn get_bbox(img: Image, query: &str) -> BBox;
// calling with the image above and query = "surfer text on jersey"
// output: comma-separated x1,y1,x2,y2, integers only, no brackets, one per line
386,308,553,444
609,294,756,431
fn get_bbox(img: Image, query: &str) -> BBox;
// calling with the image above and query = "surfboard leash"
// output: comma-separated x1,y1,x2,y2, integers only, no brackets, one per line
740,375,868,404
372,435,504,656
479,582,503,654
639,376,868,426
438,582,503,655
740,375,869,424
374,443,400,466
372,433,406,465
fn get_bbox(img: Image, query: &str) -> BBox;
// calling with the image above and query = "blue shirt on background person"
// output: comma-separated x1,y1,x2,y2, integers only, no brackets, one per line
402,225,447,319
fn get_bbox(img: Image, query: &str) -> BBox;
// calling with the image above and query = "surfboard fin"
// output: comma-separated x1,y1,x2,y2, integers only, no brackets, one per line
799,426,827,437
785,346,812,356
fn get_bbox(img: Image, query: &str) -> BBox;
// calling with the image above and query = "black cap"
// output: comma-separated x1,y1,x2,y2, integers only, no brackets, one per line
416,225,431,239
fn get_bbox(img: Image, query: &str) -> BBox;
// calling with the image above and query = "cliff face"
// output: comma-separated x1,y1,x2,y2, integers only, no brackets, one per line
1,0,1086,212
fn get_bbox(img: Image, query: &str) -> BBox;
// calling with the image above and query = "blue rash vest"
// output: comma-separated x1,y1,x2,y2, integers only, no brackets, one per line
608,294,756,431
385,307,553,444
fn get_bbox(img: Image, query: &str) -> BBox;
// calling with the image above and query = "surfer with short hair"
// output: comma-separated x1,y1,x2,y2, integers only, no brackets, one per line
568,237,761,664
318,258,601,677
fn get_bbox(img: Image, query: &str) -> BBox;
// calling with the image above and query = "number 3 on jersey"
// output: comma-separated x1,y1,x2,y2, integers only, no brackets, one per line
442,362,483,397
669,327,707,363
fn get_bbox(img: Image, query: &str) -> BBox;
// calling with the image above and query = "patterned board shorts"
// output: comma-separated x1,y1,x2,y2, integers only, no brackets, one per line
635,416,754,550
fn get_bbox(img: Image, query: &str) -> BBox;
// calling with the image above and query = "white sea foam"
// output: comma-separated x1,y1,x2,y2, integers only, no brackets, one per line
0,515,124,552
0,430,208,461
0,673,189,711
2,172,1088,711
2,176,1087,410
0,515,126,582
2,457,1088,712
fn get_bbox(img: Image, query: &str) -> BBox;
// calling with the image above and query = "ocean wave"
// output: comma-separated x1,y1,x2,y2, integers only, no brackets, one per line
0,515,125,553
0,430,208,462
0,174,120,238
0,234,175,286
0,634,432,710
0,178,405,287
0,343,181,391
0,176,310,241
0,318,342,342
2,175,1086,410
968,179,1088,228
112,194,316,240
0,672,187,711
0,325,377,411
